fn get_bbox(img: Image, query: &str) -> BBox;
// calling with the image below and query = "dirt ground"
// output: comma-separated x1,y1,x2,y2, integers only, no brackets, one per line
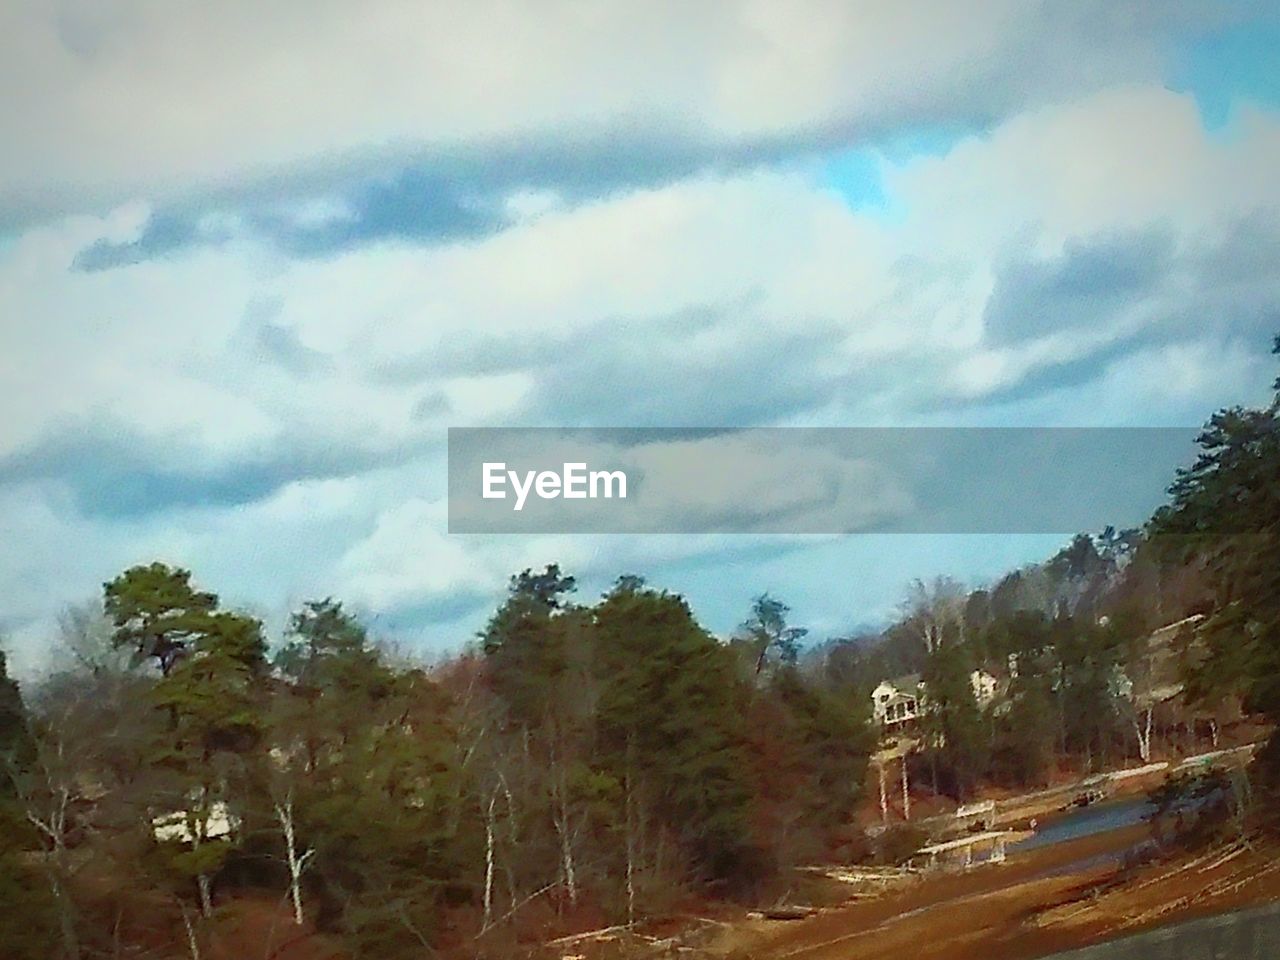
699,826,1280,960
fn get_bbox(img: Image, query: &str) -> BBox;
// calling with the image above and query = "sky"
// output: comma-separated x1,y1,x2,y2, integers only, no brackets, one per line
3,0,1280,674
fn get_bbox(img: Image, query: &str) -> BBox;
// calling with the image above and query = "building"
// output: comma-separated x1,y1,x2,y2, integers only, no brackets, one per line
151,800,238,844
871,669,1000,730
970,669,998,707
872,673,922,728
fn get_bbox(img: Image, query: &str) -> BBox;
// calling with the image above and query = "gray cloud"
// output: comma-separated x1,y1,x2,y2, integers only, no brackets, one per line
962,219,1280,408
982,230,1177,346
0,417,435,519
56,0,1253,270
376,304,849,427
73,211,215,271
67,127,814,269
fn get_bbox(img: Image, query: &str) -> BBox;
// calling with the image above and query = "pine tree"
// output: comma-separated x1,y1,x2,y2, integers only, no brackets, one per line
1150,334,1280,782
103,563,219,676
920,641,986,799
0,651,62,959
594,578,754,885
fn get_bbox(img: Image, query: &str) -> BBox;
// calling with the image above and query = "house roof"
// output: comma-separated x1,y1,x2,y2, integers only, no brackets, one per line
890,672,921,691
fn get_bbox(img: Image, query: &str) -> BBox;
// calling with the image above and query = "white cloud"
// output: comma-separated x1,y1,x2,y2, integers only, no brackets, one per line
3,37,1280,674
3,84,1278,472
0,1,1228,219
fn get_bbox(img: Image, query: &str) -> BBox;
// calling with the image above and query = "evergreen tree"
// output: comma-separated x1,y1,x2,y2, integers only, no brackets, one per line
920,641,986,799
0,649,33,776
594,578,754,885
753,666,871,865
147,610,268,917
0,651,62,960
275,598,392,773
736,593,808,676
989,664,1054,787
481,564,579,728
1150,334,1280,781
103,563,219,676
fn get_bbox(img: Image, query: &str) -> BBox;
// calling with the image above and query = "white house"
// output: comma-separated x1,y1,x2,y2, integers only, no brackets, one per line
872,674,922,728
970,669,998,708
872,669,999,729
151,800,238,844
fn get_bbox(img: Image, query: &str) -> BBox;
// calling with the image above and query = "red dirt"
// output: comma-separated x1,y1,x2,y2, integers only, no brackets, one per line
702,827,1280,960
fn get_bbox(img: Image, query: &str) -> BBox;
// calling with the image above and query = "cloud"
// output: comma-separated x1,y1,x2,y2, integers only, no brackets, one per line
3,21,1280,675
378,304,850,427
1,0,1249,235
981,230,1178,346
0,414,439,519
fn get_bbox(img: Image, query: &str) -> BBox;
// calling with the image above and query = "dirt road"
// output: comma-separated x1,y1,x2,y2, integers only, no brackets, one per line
704,825,1280,960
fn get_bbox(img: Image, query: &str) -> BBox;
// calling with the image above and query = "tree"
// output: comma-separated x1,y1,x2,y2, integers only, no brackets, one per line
148,610,267,918
480,565,591,908
103,564,219,676
989,664,1054,787
301,668,461,958
0,651,61,958
750,667,872,867
737,594,808,677
274,598,390,774
481,564,579,728
919,642,986,799
902,577,966,654
0,650,33,773
272,601,462,953
1149,335,1280,782
594,579,755,888
1052,617,1127,772
1,653,86,960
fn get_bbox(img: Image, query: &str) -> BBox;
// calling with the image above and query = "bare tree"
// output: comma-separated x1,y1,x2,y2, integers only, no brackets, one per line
272,789,314,926
903,577,967,654
3,693,87,960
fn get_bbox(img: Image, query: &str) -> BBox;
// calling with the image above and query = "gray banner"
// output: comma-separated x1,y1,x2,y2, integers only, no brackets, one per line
448,427,1207,534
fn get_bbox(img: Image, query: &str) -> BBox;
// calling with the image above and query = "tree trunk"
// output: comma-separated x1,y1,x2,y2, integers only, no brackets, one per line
48,862,80,960
1133,707,1153,763
196,874,213,919
624,756,636,927
483,793,496,929
877,762,887,823
179,902,202,960
901,757,911,821
549,739,578,907
497,773,518,911
275,795,311,926
557,805,578,907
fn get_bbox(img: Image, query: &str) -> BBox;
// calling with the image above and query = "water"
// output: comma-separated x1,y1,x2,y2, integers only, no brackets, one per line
1011,797,1155,853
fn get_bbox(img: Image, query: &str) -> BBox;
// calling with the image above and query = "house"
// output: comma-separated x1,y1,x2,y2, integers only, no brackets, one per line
871,669,1000,729
872,674,922,728
970,668,998,708
151,800,238,844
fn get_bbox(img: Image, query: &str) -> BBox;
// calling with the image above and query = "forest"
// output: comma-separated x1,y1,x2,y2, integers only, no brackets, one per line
1,338,1278,960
